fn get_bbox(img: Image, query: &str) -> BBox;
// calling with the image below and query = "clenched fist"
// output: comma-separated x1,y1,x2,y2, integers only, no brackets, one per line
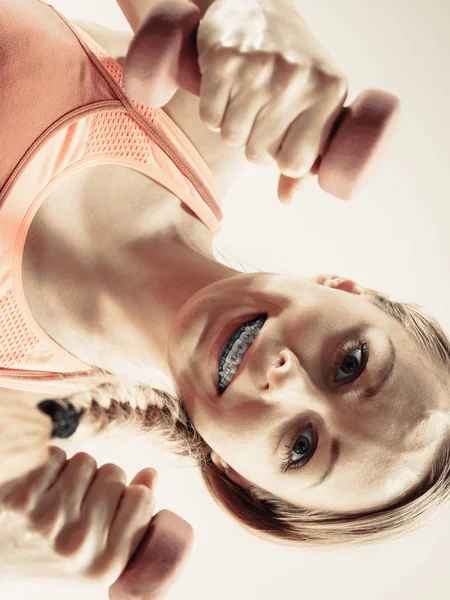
1,446,158,586
196,0,348,202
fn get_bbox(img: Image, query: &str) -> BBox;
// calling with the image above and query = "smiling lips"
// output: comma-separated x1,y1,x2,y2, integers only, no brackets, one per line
217,315,267,394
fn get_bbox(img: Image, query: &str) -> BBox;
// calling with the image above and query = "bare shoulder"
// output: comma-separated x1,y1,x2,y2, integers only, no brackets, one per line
70,19,248,198
69,19,133,65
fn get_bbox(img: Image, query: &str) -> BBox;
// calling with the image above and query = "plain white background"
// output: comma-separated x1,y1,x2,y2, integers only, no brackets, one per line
2,0,450,598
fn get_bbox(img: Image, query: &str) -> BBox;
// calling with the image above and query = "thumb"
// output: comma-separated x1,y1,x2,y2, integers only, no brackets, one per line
277,172,315,204
129,468,158,490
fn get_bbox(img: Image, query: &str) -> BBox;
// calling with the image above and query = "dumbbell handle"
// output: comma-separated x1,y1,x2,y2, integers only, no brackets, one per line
123,0,401,200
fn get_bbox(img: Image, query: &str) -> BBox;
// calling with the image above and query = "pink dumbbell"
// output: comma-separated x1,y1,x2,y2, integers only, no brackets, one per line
109,510,194,600
123,0,401,201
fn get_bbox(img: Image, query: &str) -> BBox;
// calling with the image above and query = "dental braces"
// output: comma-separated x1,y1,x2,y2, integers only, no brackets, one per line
218,317,266,386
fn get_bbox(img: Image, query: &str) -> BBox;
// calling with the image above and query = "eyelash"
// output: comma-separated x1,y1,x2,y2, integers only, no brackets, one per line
280,338,370,473
281,425,316,474
332,338,369,385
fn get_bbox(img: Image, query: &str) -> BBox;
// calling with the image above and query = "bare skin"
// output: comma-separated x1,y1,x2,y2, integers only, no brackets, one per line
17,21,450,516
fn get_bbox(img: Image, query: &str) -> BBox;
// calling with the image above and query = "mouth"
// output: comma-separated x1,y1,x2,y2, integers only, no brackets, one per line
211,314,267,395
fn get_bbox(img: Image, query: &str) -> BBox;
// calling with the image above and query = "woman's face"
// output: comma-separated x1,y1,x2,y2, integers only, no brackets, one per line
166,274,450,513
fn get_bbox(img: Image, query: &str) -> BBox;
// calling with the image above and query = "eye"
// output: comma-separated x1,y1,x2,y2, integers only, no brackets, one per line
281,424,317,473
334,341,369,384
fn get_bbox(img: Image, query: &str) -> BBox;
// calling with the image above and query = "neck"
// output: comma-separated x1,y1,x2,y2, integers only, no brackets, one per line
79,233,238,380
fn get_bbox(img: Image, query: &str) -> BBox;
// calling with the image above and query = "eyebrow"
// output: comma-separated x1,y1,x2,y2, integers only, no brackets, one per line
361,336,396,400
308,337,397,488
308,438,340,488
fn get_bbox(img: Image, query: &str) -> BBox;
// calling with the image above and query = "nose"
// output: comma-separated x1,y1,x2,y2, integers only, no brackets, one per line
261,348,368,435
260,348,338,420
262,348,306,396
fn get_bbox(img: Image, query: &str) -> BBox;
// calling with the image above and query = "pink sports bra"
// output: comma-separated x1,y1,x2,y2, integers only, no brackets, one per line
0,0,222,394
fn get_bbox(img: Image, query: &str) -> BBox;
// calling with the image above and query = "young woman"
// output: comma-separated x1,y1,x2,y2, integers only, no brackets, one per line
1,0,450,570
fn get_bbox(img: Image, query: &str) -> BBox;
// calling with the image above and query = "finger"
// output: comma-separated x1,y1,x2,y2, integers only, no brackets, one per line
1,445,67,514
198,49,239,130
220,86,266,148
277,97,343,179
277,172,315,204
28,452,97,540
85,482,157,586
129,468,158,489
246,103,298,165
245,71,311,164
54,463,126,562
219,57,272,148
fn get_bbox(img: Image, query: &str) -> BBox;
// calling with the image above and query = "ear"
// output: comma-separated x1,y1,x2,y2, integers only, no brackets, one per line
209,451,253,491
311,274,390,298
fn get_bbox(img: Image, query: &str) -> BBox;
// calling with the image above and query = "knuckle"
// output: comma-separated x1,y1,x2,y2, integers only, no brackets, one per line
248,52,274,75
245,146,270,164
275,153,292,171
222,129,244,146
210,44,238,67
54,521,89,559
96,463,126,482
254,50,272,66
315,67,348,97
28,500,61,536
81,559,115,586
282,60,310,87
199,105,213,121
49,445,67,463
328,72,348,97
278,156,309,178
71,452,97,471
4,485,33,513
81,543,127,587
85,559,125,588
126,484,155,516
128,483,154,503
282,58,307,76
199,108,221,129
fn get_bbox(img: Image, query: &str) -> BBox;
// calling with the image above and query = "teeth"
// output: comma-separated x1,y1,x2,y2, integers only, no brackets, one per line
224,328,257,361
219,343,249,377
218,318,265,392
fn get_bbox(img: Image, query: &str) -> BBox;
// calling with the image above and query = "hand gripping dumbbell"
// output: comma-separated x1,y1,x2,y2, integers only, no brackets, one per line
37,400,193,600
109,510,194,600
122,0,402,200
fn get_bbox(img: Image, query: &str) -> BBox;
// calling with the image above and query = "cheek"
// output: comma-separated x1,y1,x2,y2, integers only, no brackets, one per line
386,359,439,451
199,401,262,442
330,449,411,512
326,402,385,441
191,400,269,462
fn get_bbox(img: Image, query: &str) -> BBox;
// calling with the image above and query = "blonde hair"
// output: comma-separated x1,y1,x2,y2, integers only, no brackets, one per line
57,292,450,548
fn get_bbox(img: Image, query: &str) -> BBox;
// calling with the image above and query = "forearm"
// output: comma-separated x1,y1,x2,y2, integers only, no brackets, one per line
193,0,296,15
115,0,153,31
115,0,295,32
115,0,215,31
